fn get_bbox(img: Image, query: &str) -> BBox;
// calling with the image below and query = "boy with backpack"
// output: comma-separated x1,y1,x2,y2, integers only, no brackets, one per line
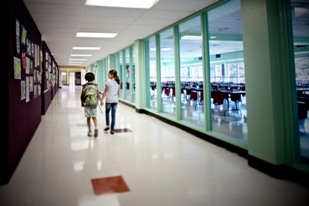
81,72,100,137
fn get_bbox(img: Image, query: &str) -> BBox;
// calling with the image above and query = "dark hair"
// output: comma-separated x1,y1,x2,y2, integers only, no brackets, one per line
109,69,120,85
85,72,95,81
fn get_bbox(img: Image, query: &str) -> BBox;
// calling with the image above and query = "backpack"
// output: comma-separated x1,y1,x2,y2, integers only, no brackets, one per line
82,83,99,108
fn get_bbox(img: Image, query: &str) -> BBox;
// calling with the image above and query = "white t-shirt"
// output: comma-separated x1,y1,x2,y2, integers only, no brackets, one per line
105,79,119,103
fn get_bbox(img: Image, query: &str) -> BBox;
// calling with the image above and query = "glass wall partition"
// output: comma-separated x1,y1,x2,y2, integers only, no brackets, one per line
118,52,123,98
179,15,204,126
131,46,136,103
208,0,247,142
124,48,130,101
291,0,309,163
160,28,176,116
148,36,157,110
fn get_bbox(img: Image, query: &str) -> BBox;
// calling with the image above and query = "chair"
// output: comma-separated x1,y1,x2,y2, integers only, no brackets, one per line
230,93,241,110
163,87,171,101
212,90,225,115
197,91,204,109
298,101,308,119
190,90,203,109
212,91,224,105
172,87,176,101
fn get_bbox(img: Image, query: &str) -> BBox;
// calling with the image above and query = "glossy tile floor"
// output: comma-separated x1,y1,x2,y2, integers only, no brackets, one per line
1,85,309,206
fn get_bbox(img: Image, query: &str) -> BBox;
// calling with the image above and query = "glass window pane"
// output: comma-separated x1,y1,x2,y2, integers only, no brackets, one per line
291,0,309,163
125,48,130,101
179,16,204,126
208,0,247,142
160,28,175,116
148,36,157,110
132,47,136,103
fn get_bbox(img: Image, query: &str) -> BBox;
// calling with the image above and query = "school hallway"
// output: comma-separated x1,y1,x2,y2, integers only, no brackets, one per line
0,85,308,206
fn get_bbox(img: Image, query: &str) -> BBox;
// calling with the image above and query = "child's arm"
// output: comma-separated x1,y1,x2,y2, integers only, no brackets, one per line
100,86,108,105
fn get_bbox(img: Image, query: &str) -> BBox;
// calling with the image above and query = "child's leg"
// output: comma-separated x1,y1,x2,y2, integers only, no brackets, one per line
87,117,91,130
104,103,111,131
93,117,97,128
93,117,98,137
87,117,92,137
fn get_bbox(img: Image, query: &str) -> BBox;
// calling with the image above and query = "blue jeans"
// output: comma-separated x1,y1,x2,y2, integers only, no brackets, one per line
105,103,118,130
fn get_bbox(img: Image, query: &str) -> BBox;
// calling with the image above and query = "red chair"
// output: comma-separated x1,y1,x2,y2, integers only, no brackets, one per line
190,90,203,109
212,91,224,105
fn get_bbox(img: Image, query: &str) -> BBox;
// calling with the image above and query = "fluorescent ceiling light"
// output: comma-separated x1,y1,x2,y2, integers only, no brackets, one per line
69,62,84,64
181,35,202,40
69,59,87,61
85,0,159,9
71,54,92,57
76,32,118,38
73,47,101,50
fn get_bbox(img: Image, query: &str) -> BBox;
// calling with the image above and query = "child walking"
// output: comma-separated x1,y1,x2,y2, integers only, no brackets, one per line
81,72,100,137
100,69,120,135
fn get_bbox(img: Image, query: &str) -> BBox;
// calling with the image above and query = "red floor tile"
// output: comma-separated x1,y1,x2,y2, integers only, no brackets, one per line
91,175,130,195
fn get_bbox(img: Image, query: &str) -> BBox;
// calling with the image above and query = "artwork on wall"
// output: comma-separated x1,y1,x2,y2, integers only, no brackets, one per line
33,70,37,82
14,19,44,102
29,76,33,92
34,84,37,98
26,76,30,102
21,80,25,100
16,19,20,54
21,24,27,45
26,57,30,74
14,56,21,80
37,84,41,96
26,39,32,55
22,52,27,69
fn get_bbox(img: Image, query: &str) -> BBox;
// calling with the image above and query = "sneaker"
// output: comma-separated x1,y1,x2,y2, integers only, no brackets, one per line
104,127,110,131
88,131,92,137
94,129,98,137
110,130,114,135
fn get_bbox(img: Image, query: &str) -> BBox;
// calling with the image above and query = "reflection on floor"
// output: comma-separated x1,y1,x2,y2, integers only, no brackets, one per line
0,85,308,206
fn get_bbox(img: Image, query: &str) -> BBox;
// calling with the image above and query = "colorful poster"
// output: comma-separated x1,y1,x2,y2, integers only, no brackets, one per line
22,52,27,69
26,57,30,74
30,60,33,74
21,80,26,100
33,70,37,82
16,19,20,54
14,56,21,79
37,71,41,83
34,84,37,98
38,84,41,96
21,25,27,45
26,76,30,102
27,39,31,55
30,76,33,92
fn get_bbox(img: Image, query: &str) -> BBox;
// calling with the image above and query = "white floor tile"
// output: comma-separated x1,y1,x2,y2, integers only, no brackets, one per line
0,85,308,206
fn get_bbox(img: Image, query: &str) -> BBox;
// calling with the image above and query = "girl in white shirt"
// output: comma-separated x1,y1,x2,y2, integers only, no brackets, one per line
100,69,120,134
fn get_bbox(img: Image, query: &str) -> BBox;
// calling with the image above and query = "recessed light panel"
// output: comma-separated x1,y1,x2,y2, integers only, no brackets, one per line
76,32,118,38
73,47,101,50
71,54,92,57
85,0,159,9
